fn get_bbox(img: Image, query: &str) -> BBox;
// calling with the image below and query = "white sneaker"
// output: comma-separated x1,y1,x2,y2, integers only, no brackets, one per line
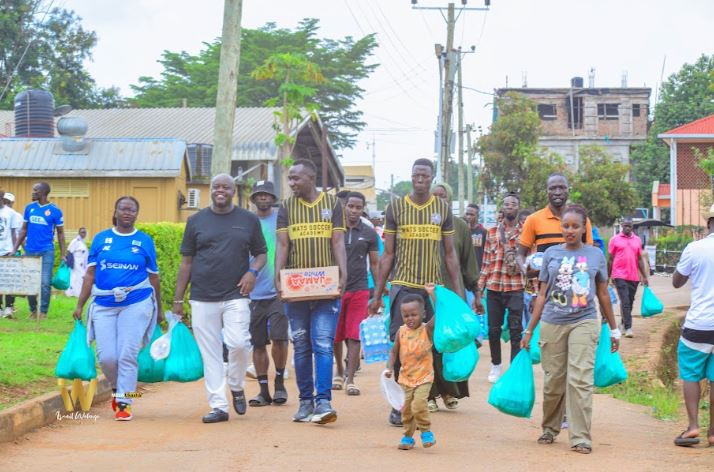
488,364,502,383
246,363,257,379
625,328,633,338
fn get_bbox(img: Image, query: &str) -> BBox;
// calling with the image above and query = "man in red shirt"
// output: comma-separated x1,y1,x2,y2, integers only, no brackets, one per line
608,217,649,338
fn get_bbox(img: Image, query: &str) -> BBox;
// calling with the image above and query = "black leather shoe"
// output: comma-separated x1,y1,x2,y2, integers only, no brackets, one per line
232,390,247,415
389,408,403,427
202,408,229,423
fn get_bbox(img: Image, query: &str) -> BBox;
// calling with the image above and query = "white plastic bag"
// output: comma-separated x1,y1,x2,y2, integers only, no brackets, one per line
150,312,177,361
380,370,405,411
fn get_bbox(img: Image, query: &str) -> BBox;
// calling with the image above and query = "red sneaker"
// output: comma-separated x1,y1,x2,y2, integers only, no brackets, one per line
114,402,132,421
111,396,117,412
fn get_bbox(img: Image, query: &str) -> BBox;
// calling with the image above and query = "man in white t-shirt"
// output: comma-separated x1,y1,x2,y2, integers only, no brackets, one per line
672,204,714,447
0,190,21,317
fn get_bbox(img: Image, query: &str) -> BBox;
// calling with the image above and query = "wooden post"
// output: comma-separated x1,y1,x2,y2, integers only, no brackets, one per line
321,126,329,191
211,0,243,177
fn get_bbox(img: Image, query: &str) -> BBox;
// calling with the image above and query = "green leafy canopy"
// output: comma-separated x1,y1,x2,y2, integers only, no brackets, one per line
130,19,378,150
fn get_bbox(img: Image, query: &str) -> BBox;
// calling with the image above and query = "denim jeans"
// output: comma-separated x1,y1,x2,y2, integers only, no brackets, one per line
285,299,339,402
26,248,55,314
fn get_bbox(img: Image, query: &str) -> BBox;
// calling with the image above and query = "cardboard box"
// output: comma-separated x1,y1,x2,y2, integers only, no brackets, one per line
280,266,340,301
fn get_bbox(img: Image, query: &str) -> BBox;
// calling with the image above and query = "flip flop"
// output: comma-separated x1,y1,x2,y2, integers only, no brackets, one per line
248,394,272,407
346,383,361,396
332,376,344,390
273,387,288,405
674,431,700,447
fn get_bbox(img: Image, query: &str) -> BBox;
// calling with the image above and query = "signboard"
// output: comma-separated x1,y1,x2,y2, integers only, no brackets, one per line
280,266,340,301
0,256,42,296
481,203,498,229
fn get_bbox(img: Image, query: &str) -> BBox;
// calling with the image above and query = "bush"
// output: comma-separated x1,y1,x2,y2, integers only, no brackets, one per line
136,222,185,314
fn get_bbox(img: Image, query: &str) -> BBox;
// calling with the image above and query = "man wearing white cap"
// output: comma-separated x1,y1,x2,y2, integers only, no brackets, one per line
672,204,714,447
0,191,22,317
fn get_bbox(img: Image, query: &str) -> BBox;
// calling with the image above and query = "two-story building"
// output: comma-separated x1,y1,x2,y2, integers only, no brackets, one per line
496,78,650,170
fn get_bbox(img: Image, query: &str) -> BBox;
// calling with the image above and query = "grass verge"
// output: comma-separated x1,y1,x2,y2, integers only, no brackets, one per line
597,370,680,421
0,294,83,410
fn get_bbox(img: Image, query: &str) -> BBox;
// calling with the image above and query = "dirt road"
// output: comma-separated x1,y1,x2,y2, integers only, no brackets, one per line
1,276,711,471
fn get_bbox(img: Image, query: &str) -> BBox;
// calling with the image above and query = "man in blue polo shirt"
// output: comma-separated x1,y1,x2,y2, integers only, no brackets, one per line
12,182,66,318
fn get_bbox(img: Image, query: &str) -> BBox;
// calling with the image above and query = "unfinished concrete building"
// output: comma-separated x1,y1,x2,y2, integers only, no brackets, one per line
495,77,651,171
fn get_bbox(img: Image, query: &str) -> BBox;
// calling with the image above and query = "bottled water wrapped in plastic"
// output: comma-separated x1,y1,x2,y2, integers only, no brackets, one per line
360,315,391,364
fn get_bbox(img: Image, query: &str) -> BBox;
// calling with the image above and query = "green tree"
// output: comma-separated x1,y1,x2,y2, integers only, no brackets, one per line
631,54,714,205
252,53,325,167
376,180,411,210
478,92,567,209
571,146,638,226
130,19,378,149
0,1,121,109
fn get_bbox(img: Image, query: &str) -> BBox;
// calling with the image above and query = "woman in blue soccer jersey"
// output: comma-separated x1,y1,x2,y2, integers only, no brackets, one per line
72,196,162,421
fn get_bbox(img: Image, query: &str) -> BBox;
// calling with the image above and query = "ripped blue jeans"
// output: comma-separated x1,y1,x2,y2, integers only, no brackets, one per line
285,299,339,402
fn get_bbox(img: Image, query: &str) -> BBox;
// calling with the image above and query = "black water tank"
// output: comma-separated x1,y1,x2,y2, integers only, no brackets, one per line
14,90,55,137
570,77,584,88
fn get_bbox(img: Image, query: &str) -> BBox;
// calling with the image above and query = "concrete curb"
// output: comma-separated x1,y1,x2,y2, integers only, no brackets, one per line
0,376,112,444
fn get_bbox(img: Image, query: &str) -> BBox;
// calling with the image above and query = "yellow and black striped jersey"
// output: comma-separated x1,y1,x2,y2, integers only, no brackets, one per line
384,194,454,288
277,192,345,269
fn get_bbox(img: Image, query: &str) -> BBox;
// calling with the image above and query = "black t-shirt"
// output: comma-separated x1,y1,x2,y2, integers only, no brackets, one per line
345,221,379,292
470,225,487,271
181,206,267,301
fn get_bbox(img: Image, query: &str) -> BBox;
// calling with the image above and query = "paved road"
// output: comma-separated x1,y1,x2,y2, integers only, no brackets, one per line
1,276,710,471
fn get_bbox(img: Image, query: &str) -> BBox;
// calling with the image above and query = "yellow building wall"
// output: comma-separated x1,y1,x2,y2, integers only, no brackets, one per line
0,176,186,238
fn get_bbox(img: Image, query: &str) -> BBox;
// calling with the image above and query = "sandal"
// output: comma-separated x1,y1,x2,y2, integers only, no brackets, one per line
674,430,700,447
272,387,288,405
248,393,272,407
443,395,459,410
346,383,361,396
331,376,344,390
572,444,592,454
427,399,439,413
537,432,555,444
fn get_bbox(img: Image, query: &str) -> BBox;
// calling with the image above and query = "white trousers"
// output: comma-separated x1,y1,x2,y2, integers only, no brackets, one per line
191,298,252,412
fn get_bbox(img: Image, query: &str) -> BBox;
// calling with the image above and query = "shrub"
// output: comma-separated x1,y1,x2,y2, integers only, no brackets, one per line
136,222,185,314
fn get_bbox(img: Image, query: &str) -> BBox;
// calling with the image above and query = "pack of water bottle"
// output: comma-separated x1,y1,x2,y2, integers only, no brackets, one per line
360,315,391,364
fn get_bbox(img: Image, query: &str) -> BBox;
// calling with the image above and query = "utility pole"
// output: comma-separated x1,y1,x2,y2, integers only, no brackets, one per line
456,52,465,216
412,1,490,181
466,123,474,203
211,0,243,177
439,3,456,182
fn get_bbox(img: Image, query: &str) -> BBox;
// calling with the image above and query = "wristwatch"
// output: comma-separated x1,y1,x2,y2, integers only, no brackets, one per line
248,268,259,277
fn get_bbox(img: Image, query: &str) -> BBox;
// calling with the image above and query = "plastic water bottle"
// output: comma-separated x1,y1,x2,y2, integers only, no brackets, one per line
360,316,391,364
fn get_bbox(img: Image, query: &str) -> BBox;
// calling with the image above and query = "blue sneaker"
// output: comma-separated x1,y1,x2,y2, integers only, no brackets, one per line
398,436,415,450
421,431,436,448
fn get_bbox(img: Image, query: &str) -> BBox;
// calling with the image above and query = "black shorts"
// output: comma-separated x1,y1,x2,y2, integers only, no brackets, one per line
249,298,289,347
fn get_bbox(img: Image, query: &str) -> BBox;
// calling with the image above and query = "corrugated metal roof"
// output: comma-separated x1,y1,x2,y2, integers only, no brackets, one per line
0,138,187,177
660,114,714,136
0,107,279,161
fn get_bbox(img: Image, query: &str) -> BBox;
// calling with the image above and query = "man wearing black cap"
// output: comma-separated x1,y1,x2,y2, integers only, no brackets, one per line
248,181,289,407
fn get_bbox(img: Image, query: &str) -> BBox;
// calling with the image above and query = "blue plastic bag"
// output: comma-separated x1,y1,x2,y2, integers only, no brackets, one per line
360,315,391,364
163,321,204,382
138,325,166,383
640,286,663,317
433,285,480,353
529,322,541,364
608,285,618,305
488,350,535,418
55,320,97,381
594,324,628,388
443,341,479,382
51,261,71,290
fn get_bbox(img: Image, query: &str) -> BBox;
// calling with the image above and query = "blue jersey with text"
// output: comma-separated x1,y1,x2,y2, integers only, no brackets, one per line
88,228,159,307
23,202,64,253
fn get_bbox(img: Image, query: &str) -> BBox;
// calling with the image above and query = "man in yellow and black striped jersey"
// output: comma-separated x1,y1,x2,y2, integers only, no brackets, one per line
275,159,348,425
369,158,464,426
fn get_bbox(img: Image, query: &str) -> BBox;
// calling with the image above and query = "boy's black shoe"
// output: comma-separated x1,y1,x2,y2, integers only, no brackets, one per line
202,408,229,423
232,390,247,415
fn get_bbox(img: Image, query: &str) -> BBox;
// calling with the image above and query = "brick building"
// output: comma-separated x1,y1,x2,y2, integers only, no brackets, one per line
495,78,650,170
658,114,714,227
